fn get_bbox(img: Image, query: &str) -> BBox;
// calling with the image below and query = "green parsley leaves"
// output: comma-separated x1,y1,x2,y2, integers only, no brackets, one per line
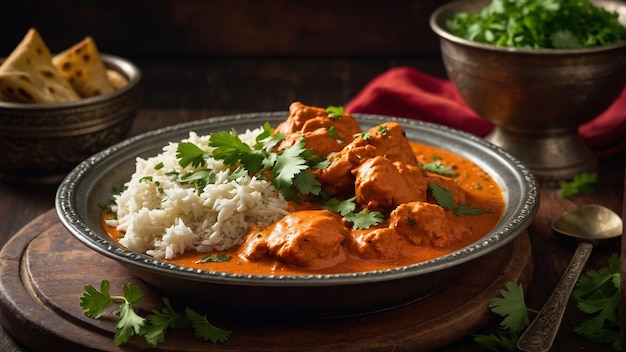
80,280,231,346
446,0,626,49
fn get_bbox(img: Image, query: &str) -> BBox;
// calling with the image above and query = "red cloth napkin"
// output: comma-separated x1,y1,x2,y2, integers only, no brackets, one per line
345,66,626,158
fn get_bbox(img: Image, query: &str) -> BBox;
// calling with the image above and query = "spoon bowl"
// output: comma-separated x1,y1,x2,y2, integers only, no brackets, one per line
518,204,623,352
551,204,623,245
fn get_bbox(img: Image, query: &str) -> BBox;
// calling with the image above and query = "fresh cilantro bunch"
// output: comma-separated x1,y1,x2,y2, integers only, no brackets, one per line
80,280,231,346
572,253,621,350
446,0,626,49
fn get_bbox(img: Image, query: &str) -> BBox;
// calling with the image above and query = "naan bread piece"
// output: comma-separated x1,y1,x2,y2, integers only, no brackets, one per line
53,36,114,98
106,69,128,90
0,28,80,103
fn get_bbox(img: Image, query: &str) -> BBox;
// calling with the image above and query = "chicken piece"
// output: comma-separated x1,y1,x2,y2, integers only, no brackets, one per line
348,227,400,260
351,122,418,166
425,173,467,205
353,156,428,212
275,102,362,156
389,202,470,248
239,210,348,269
314,144,380,196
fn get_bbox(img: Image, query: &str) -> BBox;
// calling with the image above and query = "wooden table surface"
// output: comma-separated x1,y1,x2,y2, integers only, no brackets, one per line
0,58,624,351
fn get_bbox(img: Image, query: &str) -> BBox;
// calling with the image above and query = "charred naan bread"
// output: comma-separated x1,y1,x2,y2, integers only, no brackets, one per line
52,36,114,98
0,28,80,103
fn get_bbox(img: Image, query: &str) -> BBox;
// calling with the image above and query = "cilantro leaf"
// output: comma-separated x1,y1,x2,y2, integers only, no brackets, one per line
428,183,456,210
80,280,113,319
185,308,232,343
196,253,233,263
453,204,488,216
80,280,231,346
572,253,621,350
343,208,384,229
209,130,255,166
272,139,310,192
326,105,344,118
420,160,457,176
141,298,190,346
559,172,598,199
489,282,529,334
429,183,488,216
176,142,210,168
323,197,357,216
474,281,530,351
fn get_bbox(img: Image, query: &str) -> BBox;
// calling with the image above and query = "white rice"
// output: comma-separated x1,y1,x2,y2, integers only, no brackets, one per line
106,129,290,260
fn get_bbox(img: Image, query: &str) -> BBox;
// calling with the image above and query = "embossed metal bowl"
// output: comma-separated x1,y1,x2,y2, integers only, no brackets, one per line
56,112,539,319
0,54,141,184
430,0,626,183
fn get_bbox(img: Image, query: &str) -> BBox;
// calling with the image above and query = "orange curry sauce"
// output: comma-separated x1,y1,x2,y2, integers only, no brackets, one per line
104,141,504,276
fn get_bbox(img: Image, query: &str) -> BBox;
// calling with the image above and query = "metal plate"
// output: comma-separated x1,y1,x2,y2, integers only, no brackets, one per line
55,112,539,318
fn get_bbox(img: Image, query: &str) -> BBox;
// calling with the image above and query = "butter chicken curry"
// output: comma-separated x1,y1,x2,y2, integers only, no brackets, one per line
105,102,504,275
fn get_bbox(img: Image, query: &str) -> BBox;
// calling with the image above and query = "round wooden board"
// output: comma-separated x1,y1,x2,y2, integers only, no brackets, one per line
0,209,533,352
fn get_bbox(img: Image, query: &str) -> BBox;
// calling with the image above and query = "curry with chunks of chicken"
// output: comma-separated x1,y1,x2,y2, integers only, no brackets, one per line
104,102,504,275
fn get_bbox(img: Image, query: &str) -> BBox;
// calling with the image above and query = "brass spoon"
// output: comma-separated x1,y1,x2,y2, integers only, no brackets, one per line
517,204,623,352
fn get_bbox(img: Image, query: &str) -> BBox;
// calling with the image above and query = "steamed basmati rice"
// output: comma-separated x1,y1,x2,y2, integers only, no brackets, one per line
106,129,290,259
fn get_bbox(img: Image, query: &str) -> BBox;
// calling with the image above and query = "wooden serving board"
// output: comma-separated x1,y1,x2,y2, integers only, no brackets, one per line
0,209,533,352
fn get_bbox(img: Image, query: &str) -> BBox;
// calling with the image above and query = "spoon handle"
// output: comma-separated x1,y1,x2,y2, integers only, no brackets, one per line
517,241,593,352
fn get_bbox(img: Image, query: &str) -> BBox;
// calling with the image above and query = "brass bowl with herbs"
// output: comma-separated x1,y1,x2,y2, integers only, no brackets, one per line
430,0,626,183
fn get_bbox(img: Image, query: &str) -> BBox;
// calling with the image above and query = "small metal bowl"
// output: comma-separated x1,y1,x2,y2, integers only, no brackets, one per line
56,112,539,319
430,0,626,183
0,54,141,185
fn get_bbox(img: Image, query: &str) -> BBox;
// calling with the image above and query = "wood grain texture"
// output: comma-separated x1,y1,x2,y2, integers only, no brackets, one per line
0,209,532,352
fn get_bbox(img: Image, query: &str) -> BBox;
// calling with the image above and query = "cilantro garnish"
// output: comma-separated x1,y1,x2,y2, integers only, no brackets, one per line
354,130,371,140
344,208,385,229
376,125,389,136
559,172,598,199
326,126,342,141
474,282,532,350
476,254,622,351
428,183,488,216
446,0,626,49
195,253,233,264
174,124,322,201
323,197,356,216
80,280,231,346
176,142,211,168
323,196,384,229
572,253,621,350
420,160,457,176
326,105,344,118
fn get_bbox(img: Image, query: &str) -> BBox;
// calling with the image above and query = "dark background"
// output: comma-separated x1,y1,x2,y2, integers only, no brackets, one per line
6,1,449,112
